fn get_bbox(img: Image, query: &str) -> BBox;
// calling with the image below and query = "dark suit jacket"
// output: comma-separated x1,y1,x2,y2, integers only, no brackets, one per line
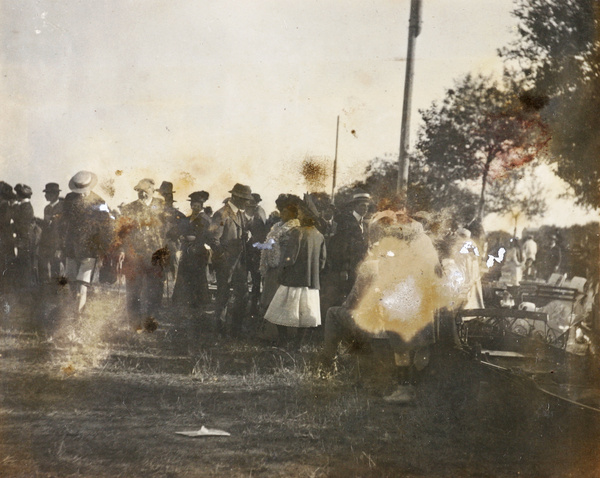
39,199,64,256
62,192,112,260
280,226,326,289
208,201,246,267
327,211,368,274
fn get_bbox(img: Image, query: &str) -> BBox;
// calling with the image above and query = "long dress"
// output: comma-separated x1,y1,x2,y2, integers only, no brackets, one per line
264,226,326,328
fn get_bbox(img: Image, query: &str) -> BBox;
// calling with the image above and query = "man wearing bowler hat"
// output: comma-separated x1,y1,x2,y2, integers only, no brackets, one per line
208,183,253,337
39,183,65,280
157,181,186,297
60,171,112,315
118,178,167,330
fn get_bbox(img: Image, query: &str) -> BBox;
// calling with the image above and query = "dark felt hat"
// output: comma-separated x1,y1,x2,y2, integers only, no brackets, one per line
43,182,61,194
15,184,33,199
188,191,209,203
229,183,253,200
251,193,262,204
158,181,175,195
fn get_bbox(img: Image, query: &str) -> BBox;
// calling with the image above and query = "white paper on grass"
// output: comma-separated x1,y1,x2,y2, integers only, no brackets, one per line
175,426,231,437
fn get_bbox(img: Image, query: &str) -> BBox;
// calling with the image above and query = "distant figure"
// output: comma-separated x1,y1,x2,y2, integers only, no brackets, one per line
500,238,523,286
265,196,326,346
539,235,562,281
38,183,64,280
522,257,538,281
118,179,166,330
208,183,253,337
522,235,538,263
60,171,112,315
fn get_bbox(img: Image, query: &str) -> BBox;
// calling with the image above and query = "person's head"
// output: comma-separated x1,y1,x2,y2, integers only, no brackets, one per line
158,181,176,206
43,183,61,202
134,178,155,201
228,183,252,210
350,190,371,218
188,190,209,214
279,195,301,223
0,182,15,201
14,184,32,200
68,171,97,196
321,205,335,221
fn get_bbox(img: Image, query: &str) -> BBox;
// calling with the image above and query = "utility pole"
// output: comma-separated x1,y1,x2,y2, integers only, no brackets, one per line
331,115,340,204
396,0,422,198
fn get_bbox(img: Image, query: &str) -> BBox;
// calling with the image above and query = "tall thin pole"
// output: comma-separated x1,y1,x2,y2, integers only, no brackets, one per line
397,0,422,198
331,115,340,203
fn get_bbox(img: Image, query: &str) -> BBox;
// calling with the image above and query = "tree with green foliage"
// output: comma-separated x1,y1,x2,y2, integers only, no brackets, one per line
500,0,600,208
485,161,548,237
415,74,549,220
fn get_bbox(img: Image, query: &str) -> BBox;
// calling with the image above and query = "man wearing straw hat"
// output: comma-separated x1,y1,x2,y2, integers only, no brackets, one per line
59,171,112,315
118,178,167,331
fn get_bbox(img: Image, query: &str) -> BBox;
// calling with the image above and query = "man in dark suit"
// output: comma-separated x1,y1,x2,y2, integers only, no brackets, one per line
12,184,36,289
118,179,166,330
39,183,64,281
0,183,16,292
323,190,372,308
208,183,253,337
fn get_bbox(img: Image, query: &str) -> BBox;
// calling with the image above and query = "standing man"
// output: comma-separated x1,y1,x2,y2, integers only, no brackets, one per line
60,171,112,315
118,179,166,331
245,193,268,318
208,183,253,337
0,183,16,292
522,235,538,263
12,184,36,289
157,181,186,298
38,183,64,281
325,190,372,307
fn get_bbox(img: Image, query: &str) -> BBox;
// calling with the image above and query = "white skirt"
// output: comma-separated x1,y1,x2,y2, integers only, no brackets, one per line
264,286,321,328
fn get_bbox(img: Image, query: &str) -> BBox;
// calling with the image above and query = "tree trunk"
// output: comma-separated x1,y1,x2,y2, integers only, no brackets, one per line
476,155,494,221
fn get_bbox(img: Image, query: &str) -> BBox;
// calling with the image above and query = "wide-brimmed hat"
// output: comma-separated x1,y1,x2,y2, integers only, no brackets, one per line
69,171,98,194
15,184,32,199
229,183,253,200
43,182,61,194
301,193,321,220
188,191,209,203
134,178,155,194
158,181,175,196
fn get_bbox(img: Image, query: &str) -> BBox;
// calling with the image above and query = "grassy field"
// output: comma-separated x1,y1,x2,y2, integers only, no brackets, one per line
0,286,599,477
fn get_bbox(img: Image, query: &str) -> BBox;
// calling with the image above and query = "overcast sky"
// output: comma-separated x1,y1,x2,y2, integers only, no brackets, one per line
1,0,596,230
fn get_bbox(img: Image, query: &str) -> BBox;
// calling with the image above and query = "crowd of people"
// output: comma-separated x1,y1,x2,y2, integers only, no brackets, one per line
3,170,585,402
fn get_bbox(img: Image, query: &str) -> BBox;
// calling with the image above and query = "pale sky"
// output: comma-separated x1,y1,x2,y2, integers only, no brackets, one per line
1,0,597,229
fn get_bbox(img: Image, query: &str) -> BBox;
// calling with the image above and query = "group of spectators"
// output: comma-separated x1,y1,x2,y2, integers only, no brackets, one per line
0,172,381,340
499,234,562,286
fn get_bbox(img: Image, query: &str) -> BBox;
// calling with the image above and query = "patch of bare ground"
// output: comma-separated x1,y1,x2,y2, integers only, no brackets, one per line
0,288,599,476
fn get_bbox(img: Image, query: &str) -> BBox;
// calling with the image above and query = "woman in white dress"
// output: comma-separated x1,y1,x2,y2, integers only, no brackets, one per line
264,196,326,345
